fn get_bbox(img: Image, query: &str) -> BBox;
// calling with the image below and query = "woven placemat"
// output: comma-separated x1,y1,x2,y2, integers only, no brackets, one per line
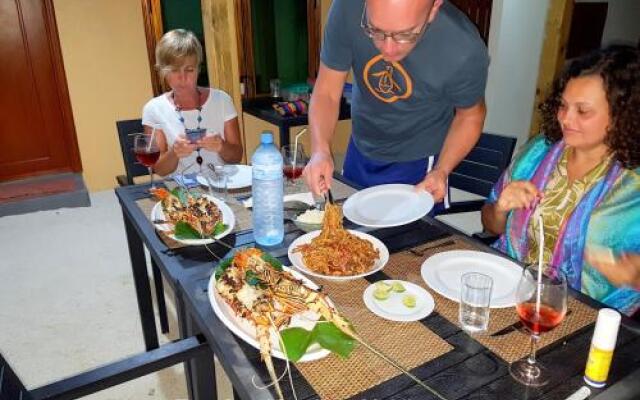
136,179,357,249
295,278,452,400
383,237,598,363
201,176,357,201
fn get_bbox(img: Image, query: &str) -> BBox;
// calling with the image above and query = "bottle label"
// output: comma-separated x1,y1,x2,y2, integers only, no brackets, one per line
253,163,282,180
584,345,613,385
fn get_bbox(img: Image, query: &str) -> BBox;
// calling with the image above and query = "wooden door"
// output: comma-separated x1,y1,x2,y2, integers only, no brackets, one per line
0,0,81,182
449,0,492,44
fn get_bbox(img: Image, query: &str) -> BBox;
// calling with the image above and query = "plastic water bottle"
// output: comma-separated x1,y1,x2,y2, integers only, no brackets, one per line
251,131,284,246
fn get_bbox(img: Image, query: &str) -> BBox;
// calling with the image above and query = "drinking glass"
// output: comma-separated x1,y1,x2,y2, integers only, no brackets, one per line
509,265,567,387
133,133,160,190
459,272,493,334
281,144,308,191
207,160,228,201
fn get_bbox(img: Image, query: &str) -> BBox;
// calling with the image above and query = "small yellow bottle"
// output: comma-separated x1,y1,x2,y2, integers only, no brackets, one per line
584,308,621,388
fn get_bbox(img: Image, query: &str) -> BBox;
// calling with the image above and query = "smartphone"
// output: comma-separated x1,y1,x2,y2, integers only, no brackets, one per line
185,128,206,144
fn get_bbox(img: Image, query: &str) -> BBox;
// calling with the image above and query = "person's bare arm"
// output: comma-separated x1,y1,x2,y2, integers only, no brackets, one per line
198,117,243,163
417,99,486,202
144,125,194,177
481,181,541,235
304,62,349,195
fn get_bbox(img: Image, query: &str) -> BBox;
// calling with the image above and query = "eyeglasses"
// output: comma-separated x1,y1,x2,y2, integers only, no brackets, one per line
360,3,430,44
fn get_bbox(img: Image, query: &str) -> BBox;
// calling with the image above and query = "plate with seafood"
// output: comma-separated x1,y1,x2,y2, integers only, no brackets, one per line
209,249,353,363
287,203,389,281
150,188,235,246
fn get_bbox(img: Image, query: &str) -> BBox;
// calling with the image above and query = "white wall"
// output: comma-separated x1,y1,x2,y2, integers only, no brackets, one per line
483,0,550,149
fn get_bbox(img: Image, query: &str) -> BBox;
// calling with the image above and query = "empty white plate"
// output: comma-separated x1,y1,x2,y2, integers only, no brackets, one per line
342,184,434,227
197,164,252,189
421,250,522,308
363,280,435,322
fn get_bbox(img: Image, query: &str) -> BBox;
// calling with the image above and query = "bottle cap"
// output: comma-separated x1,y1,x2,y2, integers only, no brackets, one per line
260,131,274,144
592,308,621,351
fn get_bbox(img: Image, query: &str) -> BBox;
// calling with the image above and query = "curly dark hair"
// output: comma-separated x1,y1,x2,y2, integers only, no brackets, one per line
539,45,640,169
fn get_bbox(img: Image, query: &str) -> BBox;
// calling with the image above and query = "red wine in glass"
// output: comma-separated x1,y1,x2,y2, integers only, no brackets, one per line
133,132,160,189
135,150,160,167
509,265,567,387
283,165,304,180
516,302,565,335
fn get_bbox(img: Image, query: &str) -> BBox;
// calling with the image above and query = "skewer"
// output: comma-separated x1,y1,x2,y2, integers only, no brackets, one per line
353,336,448,400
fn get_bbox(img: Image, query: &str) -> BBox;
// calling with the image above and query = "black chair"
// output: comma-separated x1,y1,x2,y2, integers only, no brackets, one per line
0,336,208,400
441,132,517,215
115,119,150,186
116,119,170,335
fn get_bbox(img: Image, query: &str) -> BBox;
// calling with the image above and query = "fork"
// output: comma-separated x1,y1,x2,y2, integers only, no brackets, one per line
408,239,456,257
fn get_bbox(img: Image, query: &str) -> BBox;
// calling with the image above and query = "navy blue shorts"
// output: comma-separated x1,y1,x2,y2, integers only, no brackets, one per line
342,137,449,215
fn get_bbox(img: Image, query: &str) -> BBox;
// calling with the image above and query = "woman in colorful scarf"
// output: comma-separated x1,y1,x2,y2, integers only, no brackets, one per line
481,45,640,316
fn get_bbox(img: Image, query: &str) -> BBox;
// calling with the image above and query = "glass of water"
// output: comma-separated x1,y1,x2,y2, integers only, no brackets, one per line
459,272,493,334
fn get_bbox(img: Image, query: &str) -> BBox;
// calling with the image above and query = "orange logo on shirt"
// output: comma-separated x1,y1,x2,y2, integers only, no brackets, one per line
363,54,412,103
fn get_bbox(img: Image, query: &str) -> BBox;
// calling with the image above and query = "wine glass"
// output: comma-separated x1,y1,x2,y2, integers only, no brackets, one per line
509,265,567,387
281,144,308,191
133,133,160,190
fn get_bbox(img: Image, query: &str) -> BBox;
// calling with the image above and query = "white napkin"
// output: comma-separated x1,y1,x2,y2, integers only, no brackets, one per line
242,192,315,208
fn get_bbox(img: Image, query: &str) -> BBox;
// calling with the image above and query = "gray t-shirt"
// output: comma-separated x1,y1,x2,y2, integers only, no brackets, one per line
321,0,489,162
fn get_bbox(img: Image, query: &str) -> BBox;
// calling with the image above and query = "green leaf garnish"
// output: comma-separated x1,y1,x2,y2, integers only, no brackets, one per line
170,187,189,205
280,321,355,362
214,257,233,280
174,221,203,239
260,253,283,271
313,321,355,359
280,327,315,362
245,270,266,288
210,221,228,236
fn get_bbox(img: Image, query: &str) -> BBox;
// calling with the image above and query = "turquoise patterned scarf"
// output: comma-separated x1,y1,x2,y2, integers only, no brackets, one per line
489,135,640,316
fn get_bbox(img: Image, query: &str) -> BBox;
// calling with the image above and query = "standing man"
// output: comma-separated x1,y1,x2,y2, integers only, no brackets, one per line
304,0,488,212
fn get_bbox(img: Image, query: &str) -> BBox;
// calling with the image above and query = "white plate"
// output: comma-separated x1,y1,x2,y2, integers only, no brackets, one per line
421,250,522,308
196,164,252,189
208,266,330,362
151,194,235,246
342,184,434,227
287,230,389,281
363,280,435,322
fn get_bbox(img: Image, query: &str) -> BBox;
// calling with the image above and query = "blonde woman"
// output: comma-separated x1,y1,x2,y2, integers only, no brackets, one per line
142,29,243,176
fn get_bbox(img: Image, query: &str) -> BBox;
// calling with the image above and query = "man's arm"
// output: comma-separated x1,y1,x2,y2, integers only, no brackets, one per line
304,62,349,195
417,99,486,202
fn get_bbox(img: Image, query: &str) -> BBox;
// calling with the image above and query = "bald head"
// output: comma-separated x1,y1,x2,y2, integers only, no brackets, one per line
365,0,443,62
366,0,434,33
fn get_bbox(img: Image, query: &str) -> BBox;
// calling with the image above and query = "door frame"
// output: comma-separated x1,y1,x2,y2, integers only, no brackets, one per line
43,0,83,174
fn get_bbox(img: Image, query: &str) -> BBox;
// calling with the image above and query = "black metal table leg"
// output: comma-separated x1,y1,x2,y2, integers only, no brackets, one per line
122,208,159,350
151,258,170,334
177,294,217,400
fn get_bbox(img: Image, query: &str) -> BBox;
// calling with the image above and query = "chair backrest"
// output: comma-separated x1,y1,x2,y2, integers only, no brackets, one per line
448,132,517,197
116,119,149,185
1,335,208,400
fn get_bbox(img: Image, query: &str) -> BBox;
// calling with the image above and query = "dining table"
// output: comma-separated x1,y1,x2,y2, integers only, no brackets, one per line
115,174,640,400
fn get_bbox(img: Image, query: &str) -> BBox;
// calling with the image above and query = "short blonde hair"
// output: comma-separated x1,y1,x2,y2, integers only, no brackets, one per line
155,29,203,82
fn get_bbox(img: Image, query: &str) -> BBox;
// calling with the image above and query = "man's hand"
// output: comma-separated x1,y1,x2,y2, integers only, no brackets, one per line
416,168,448,202
303,152,334,196
495,181,542,213
173,134,197,158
